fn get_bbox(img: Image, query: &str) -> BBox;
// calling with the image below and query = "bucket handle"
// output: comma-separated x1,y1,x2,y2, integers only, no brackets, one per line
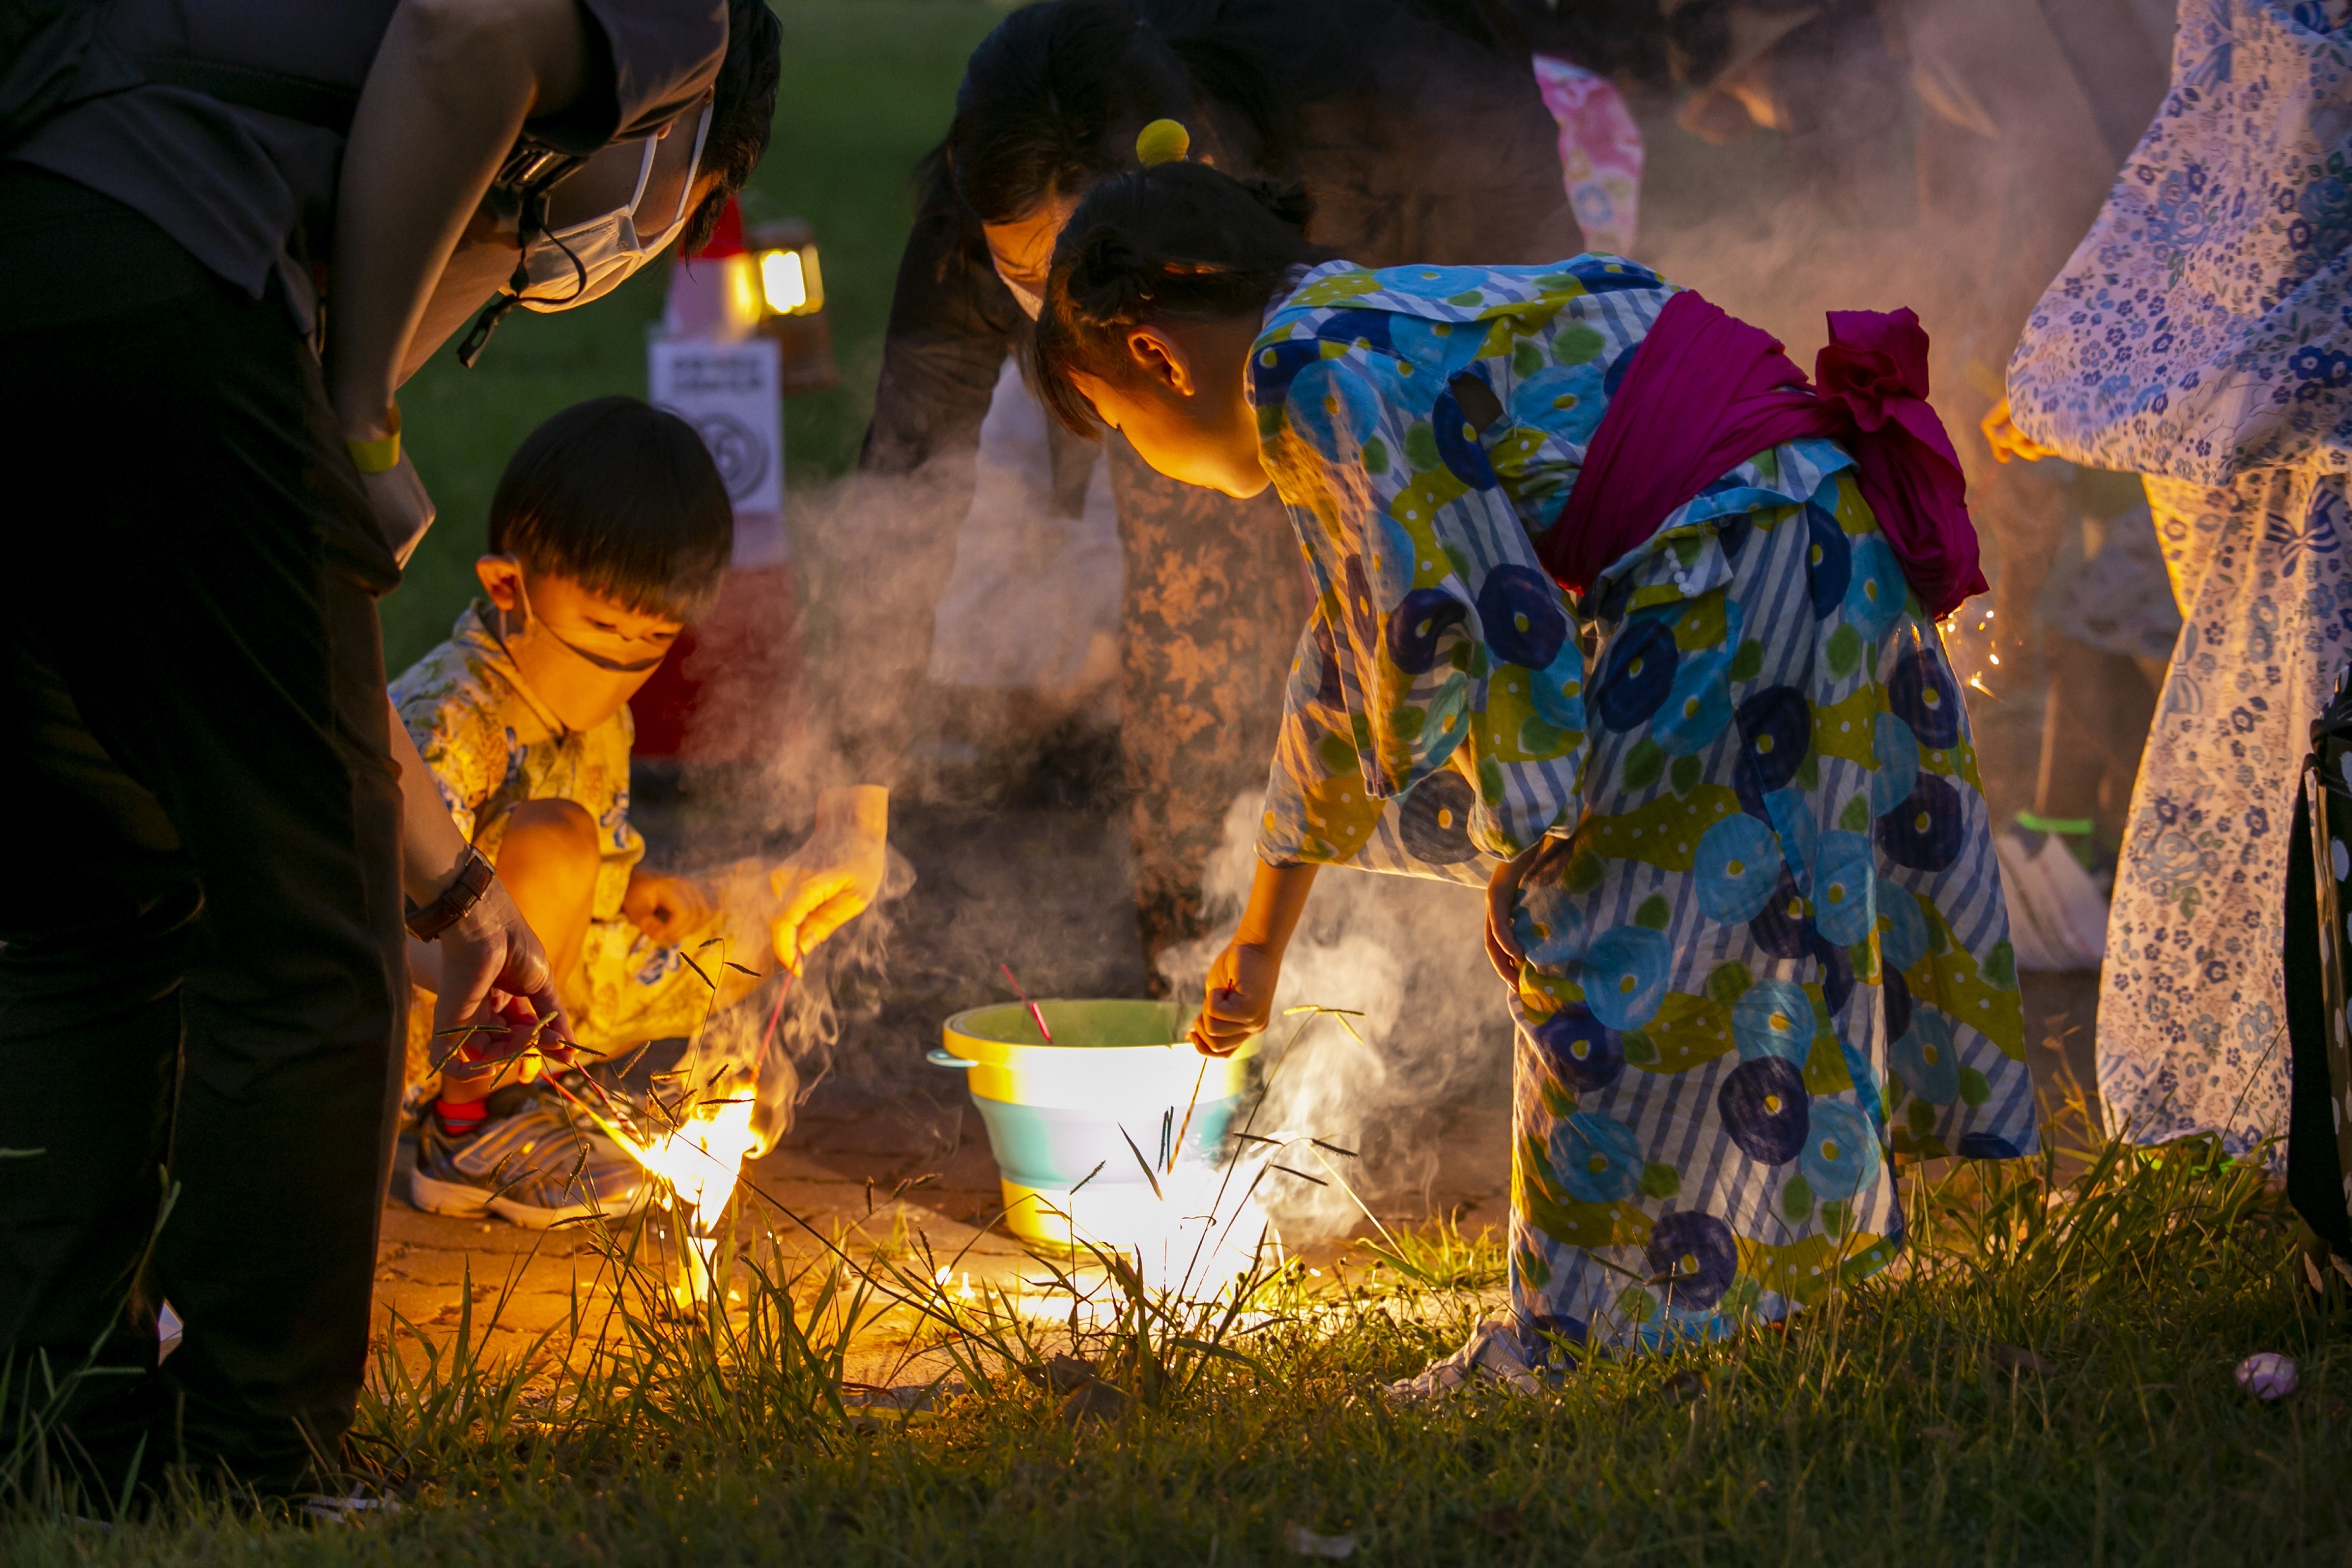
927,1047,979,1069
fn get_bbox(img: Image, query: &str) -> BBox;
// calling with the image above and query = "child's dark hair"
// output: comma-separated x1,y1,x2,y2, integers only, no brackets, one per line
1031,160,1329,437
680,0,786,252
489,397,734,622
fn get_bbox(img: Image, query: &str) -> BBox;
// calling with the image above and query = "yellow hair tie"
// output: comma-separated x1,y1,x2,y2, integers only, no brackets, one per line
347,405,402,475
1136,118,1190,167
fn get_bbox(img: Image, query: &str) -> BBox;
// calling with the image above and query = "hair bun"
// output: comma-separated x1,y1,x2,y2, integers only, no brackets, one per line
1237,175,1314,235
1135,118,1191,167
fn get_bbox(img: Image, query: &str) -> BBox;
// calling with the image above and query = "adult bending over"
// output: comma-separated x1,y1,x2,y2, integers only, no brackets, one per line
0,0,778,1494
857,0,1575,968
1032,163,2034,1374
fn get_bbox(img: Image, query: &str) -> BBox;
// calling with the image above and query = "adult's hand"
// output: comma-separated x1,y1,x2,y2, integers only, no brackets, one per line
771,785,890,973
388,701,573,1054
1980,396,2058,466
434,880,570,1065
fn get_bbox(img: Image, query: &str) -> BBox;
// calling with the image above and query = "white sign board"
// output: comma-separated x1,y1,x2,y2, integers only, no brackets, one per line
649,336,787,566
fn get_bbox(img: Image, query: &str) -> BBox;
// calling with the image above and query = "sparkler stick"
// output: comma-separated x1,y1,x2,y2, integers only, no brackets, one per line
1167,1056,1208,1176
754,967,796,1074
998,962,1052,1042
537,1067,643,1149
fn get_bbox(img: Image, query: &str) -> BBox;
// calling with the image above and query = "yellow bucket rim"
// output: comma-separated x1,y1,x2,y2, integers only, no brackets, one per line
938,998,1261,1072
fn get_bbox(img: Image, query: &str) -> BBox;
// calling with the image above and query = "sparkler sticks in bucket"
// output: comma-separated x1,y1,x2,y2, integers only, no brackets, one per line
998,962,1053,1042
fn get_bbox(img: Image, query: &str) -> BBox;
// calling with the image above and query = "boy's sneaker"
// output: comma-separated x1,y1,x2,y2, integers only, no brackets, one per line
409,1087,649,1228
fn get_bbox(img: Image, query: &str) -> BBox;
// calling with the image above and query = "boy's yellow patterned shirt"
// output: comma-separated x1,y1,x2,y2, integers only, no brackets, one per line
389,602,645,923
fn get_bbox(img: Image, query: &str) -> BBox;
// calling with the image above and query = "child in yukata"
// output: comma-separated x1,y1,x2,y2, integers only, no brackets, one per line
393,397,888,1228
1031,158,2037,1382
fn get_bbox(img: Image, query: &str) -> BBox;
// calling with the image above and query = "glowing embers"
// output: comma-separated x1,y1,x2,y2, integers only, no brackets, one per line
582,1070,764,1304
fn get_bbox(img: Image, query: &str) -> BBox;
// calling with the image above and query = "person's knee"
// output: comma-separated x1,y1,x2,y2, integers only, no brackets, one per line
495,799,601,890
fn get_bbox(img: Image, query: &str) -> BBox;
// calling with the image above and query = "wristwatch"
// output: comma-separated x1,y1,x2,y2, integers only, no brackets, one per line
405,848,497,942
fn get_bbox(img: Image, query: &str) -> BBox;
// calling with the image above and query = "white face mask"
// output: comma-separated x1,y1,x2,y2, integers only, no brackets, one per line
515,104,713,313
994,256,1045,320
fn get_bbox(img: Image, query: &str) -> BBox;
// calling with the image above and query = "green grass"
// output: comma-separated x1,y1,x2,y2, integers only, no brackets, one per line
8,1106,2351,1564
381,0,1004,674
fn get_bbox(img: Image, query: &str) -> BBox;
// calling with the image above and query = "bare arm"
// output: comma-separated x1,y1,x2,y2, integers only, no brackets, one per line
389,702,572,1049
1189,859,1319,1056
329,0,590,441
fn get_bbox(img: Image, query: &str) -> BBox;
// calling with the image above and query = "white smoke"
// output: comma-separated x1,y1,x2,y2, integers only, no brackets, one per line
1157,796,1513,1239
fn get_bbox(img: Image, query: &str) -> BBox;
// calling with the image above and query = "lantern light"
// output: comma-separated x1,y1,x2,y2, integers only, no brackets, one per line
744,217,839,393
758,244,823,317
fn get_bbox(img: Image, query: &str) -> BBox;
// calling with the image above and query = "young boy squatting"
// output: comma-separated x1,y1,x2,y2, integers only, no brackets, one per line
392,397,887,1226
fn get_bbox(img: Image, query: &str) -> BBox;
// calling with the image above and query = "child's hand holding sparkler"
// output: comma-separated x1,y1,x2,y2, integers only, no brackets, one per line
1189,859,1319,1056
769,785,889,973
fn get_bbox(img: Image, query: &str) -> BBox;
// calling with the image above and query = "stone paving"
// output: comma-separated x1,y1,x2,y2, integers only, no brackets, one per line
369,769,2108,1378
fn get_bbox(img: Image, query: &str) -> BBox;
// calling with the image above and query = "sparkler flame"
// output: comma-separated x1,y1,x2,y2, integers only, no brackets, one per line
624,1090,762,1237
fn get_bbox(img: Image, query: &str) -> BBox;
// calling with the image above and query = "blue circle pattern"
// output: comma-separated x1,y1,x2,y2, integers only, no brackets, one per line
1288,360,1384,457
1477,564,1570,671
1763,785,1821,896
1694,813,1786,924
1877,773,1968,872
1582,924,1671,1029
1732,979,1814,1063
1811,829,1877,946
1892,1009,1961,1104
1646,1211,1739,1311
1385,588,1469,675
1877,879,1929,971
1801,1101,1881,1200
1593,619,1678,731
1651,648,1734,755
1719,1056,1811,1165
1510,363,1607,447
1889,647,1964,748
1512,880,1587,968
1843,537,1908,642
1553,1111,1644,1203
1871,712,1920,815
1432,384,1499,489
1805,503,1853,618
1533,1003,1623,1093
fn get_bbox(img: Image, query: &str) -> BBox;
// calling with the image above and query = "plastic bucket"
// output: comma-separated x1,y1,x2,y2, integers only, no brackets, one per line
931,1000,1258,1248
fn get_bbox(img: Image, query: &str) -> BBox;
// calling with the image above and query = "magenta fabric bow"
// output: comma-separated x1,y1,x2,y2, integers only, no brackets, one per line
1539,290,1989,622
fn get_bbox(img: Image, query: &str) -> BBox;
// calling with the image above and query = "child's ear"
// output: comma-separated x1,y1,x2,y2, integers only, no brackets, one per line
475,554,524,613
1127,326,1193,397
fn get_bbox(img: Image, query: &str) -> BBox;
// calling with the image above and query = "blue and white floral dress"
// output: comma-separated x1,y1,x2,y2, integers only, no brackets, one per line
2008,0,2352,1152
1251,256,2036,1353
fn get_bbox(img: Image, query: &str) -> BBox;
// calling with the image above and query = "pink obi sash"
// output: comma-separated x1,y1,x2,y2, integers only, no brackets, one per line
1537,288,1988,622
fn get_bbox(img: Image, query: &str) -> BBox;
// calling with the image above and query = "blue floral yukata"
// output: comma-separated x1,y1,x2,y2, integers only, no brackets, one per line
1250,257,2037,1353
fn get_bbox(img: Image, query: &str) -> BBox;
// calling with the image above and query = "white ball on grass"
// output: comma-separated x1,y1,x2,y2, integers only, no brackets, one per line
2235,1352,2298,1400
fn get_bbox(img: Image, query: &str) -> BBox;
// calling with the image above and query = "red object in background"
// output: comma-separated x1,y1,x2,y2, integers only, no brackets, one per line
695,196,749,258
628,562,802,762
634,194,811,762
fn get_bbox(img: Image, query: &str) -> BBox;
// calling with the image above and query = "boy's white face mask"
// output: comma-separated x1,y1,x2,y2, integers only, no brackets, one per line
514,103,714,313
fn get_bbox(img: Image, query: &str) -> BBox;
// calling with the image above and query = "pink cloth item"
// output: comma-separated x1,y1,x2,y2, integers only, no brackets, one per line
1532,55,1643,258
1539,289,1989,621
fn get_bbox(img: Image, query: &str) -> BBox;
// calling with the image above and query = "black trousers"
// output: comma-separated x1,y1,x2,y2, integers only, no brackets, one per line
0,168,406,1491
